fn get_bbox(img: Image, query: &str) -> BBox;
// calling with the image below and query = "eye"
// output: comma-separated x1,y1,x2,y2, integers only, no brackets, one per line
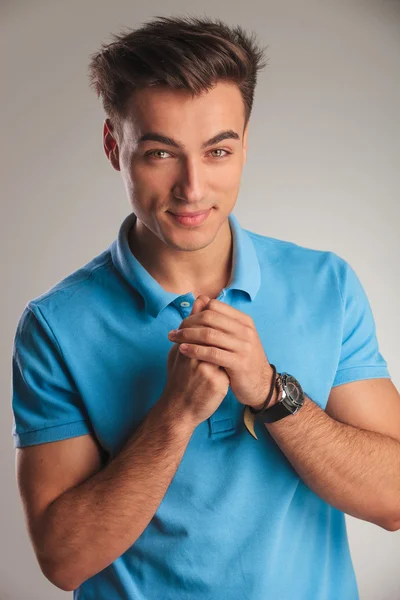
144,148,232,161
209,149,231,158
145,150,171,160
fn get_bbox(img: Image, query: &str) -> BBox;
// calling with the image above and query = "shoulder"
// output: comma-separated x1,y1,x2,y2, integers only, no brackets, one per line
244,227,347,282
20,248,116,329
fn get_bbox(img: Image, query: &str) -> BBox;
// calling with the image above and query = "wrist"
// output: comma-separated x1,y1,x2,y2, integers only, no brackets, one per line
265,377,281,408
251,367,281,411
158,393,198,436
268,379,282,407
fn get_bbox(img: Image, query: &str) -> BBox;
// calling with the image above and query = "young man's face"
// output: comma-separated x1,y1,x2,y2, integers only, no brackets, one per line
103,80,248,253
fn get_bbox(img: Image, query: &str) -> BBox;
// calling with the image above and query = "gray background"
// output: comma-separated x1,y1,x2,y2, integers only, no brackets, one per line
1,1,399,598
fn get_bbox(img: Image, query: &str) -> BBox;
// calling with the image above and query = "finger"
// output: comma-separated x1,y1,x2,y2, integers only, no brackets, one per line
179,309,251,339
169,326,244,353
198,297,253,327
179,342,236,370
176,297,210,366
196,294,211,308
190,298,201,316
177,295,210,330
191,295,209,315
171,299,200,360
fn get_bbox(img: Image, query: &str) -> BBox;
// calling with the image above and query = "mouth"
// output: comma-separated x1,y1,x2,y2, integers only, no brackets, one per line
167,208,212,227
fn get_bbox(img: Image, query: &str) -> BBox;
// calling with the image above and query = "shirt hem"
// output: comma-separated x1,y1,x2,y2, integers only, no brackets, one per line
13,420,93,448
332,366,391,388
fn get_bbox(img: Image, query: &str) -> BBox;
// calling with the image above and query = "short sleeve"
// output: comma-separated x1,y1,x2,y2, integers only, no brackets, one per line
332,258,391,387
11,303,93,448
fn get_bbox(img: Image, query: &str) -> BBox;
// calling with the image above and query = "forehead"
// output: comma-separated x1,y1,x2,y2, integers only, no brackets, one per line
122,81,245,142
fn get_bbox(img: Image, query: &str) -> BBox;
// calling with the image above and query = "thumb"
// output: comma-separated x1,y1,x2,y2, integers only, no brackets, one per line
175,295,211,333
190,294,211,316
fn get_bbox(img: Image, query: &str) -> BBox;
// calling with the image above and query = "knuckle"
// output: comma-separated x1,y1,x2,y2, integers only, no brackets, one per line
243,340,253,354
242,326,253,341
205,327,216,342
207,299,218,311
200,311,212,325
198,361,212,374
191,344,199,356
246,315,254,327
210,346,219,359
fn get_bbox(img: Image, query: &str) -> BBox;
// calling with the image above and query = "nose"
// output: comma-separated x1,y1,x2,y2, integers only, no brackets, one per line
172,157,205,204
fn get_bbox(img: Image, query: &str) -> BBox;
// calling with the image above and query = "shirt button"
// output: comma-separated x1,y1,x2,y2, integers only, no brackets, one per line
180,301,191,307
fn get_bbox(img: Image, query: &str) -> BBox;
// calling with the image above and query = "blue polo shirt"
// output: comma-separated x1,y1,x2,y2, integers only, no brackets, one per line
11,211,391,599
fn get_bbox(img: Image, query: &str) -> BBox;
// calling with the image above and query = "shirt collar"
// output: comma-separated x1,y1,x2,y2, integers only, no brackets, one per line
110,211,261,318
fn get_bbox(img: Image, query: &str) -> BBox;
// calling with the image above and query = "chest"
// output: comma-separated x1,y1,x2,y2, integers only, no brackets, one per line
64,288,342,459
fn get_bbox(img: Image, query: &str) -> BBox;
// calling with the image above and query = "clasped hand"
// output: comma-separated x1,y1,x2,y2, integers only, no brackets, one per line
168,295,274,409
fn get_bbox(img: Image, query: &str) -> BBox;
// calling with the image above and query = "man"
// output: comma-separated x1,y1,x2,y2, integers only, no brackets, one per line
11,14,400,600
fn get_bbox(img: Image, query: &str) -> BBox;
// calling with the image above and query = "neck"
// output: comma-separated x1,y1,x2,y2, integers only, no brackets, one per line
128,216,233,298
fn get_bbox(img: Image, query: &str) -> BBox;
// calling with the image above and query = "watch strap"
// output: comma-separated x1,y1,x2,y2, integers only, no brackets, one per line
257,399,291,423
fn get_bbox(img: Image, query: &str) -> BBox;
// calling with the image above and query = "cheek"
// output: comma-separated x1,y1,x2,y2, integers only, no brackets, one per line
211,163,242,190
127,156,242,195
132,161,177,187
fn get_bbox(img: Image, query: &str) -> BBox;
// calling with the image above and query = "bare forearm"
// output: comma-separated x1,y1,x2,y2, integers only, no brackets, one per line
265,396,400,530
41,397,195,591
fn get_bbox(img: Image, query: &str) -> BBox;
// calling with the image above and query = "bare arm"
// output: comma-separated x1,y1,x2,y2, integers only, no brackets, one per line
18,396,195,592
265,379,400,531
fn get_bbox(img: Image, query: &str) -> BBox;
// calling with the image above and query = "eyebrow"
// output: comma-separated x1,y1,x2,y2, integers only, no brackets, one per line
137,129,240,150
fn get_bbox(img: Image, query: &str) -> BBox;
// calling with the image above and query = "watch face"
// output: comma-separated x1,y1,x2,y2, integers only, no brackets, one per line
283,375,304,405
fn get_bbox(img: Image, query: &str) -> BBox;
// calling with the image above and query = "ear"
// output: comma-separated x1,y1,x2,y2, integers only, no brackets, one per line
242,121,249,166
103,119,121,171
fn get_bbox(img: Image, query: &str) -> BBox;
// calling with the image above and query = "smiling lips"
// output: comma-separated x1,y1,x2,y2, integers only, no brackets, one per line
171,209,210,216
168,209,212,226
